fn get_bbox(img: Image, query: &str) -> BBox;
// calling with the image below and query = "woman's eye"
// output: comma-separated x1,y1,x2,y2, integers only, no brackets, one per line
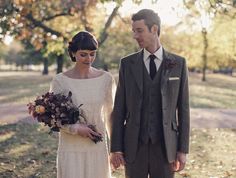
80,54,87,57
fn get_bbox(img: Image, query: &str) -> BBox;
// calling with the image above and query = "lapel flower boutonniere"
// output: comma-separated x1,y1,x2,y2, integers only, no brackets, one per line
164,59,178,70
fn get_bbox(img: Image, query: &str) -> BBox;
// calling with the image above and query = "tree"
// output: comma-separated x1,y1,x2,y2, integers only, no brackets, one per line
0,0,122,73
182,0,236,81
99,16,137,69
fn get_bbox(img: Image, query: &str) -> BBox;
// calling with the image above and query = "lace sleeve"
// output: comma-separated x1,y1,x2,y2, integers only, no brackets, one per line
104,74,116,139
49,76,78,135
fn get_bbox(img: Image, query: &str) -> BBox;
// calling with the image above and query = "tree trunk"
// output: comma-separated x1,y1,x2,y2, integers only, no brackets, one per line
202,28,208,82
42,58,49,75
57,54,63,74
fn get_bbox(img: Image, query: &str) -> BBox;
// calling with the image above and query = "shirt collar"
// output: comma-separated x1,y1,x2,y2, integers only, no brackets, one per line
143,46,163,61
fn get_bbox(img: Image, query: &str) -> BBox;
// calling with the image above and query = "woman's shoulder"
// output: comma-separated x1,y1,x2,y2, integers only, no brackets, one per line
100,70,114,80
52,72,64,81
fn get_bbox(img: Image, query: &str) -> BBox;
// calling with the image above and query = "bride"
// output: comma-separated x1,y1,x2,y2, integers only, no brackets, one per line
50,31,116,178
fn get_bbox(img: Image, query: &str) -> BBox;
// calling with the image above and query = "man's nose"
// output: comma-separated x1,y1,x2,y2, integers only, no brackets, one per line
133,32,139,39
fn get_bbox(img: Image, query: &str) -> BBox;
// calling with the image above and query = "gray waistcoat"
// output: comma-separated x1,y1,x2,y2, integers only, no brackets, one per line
139,61,164,144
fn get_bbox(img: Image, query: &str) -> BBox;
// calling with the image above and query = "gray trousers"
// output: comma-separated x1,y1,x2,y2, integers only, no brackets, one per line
125,140,174,178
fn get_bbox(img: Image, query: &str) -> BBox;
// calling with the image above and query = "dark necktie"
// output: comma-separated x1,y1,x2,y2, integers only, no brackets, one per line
149,54,157,80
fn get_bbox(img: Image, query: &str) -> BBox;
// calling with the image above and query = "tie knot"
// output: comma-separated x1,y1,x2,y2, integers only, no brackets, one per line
149,54,156,61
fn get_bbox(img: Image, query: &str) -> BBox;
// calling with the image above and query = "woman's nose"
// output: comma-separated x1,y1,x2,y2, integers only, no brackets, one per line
87,55,94,60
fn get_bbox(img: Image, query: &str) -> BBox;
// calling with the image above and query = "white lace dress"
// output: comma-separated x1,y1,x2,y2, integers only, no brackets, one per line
49,72,116,178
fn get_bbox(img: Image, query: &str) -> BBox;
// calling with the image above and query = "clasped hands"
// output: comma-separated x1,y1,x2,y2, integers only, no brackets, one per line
110,152,126,170
110,152,186,172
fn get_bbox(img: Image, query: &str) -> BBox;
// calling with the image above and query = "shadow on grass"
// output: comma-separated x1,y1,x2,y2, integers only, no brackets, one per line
1,123,236,178
0,123,57,178
0,75,52,104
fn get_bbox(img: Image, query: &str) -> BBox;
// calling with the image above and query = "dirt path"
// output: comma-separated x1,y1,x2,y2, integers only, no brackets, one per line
0,103,235,128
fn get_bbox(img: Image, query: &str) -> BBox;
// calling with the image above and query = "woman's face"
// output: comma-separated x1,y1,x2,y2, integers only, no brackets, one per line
73,50,96,67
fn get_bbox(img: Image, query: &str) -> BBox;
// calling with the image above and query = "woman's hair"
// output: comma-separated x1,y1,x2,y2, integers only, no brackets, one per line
132,9,161,36
68,31,98,62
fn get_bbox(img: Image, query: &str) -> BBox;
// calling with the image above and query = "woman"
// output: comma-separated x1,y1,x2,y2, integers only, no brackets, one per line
50,31,116,178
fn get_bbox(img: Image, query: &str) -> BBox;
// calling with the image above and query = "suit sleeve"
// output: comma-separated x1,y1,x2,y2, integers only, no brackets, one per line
110,59,126,153
177,58,190,153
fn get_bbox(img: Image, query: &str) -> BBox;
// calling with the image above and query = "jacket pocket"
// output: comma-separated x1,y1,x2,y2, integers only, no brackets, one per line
171,121,178,132
126,112,130,119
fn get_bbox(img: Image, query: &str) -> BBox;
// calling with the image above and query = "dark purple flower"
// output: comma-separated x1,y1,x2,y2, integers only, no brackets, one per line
165,59,178,70
27,91,102,144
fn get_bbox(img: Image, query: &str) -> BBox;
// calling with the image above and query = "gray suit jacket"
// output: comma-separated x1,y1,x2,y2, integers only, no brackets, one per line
110,49,190,163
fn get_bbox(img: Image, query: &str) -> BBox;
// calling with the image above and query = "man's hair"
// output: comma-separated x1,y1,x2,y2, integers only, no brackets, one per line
132,9,161,36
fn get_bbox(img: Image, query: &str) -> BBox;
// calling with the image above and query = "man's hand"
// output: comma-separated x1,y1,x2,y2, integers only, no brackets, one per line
110,152,125,170
171,152,187,172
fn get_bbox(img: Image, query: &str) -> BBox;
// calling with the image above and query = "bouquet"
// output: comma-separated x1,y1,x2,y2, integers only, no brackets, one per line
27,91,103,143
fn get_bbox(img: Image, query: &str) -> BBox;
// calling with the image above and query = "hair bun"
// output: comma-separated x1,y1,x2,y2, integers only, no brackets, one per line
68,41,76,51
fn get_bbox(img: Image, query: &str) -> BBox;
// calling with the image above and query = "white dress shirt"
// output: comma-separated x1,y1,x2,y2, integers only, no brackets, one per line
143,46,163,73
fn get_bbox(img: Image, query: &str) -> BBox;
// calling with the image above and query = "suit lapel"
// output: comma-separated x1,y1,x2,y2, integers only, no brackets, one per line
161,49,176,93
130,50,144,93
129,49,176,94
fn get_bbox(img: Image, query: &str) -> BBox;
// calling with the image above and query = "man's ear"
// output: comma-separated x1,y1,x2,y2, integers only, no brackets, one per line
151,25,158,35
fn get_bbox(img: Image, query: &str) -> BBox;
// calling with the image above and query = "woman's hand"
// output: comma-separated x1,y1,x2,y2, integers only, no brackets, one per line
71,124,101,140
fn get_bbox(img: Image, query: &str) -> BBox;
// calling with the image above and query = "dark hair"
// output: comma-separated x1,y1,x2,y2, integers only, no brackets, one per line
68,31,98,62
132,9,161,36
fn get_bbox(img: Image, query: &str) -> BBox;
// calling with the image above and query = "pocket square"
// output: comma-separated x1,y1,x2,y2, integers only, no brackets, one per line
168,77,179,80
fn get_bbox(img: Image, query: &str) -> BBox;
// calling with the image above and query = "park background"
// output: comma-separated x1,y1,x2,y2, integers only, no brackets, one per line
0,0,236,177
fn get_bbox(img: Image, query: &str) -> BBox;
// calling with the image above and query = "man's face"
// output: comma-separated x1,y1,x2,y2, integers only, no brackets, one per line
132,19,154,49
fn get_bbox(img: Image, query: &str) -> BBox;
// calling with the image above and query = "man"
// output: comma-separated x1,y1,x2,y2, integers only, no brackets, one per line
110,9,190,178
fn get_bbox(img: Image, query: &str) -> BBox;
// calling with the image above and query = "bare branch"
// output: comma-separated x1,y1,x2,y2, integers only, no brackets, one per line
25,12,65,39
98,5,120,45
42,11,73,21
80,9,93,32
117,13,130,24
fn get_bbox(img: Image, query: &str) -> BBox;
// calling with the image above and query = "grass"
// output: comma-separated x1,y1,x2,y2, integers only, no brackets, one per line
0,123,57,178
0,123,235,178
189,73,236,108
114,129,236,178
0,71,236,177
0,71,52,104
0,71,236,108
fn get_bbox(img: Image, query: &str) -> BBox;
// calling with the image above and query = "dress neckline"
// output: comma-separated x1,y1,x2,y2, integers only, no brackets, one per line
61,72,106,80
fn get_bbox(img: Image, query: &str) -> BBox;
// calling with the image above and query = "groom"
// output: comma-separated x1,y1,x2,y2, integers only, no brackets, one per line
110,9,190,178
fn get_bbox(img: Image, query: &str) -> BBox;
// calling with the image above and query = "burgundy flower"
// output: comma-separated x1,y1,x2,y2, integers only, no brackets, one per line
165,59,178,70
27,91,102,143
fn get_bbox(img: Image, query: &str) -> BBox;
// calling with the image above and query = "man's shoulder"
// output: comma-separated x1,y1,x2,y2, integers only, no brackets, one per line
164,50,185,61
121,50,142,62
